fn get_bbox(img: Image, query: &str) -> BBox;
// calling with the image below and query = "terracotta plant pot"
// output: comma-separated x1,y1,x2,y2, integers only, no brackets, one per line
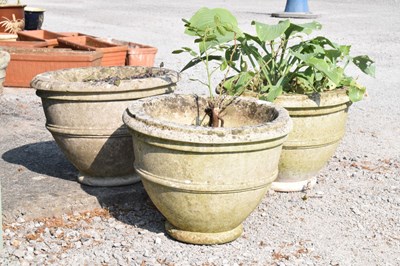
100,38,157,67
0,4,25,33
0,40,48,47
57,36,128,66
17,30,68,48
270,89,352,192
2,47,102,87
24,7,45,30
122,94,292,244
32,66,179,187
57,32,96,38
0,50,10,94
0,32,17,41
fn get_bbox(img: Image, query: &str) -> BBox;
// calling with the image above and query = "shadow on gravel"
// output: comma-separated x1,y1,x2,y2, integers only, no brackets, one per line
81,183,166,234
2,140,77,181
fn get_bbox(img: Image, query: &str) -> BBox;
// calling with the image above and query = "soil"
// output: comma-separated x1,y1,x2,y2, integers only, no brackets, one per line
1,0,399,265
83,69,169,85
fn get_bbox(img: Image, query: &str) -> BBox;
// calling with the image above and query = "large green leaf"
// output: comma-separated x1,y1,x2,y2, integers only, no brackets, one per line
348,85,366,102
180,55,223,72
284,21,322,38
291,51,343,85
251,20,290,42
185,7,242,40
352,55,375,77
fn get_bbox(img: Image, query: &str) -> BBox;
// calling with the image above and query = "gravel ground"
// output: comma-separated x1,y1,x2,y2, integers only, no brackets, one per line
1,0,400,265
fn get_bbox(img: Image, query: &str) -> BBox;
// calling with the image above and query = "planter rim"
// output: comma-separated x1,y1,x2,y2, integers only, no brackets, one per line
31,66,179,93
0,50,10,68
123,93,292,144
0,33,17,40
0,4,26,8
24,7,45,12
274,88,351,108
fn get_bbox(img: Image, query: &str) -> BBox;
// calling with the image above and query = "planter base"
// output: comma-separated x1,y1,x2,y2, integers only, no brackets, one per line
78,172,141,187
271,176,317,192
271,12,319,19
165,221,243,245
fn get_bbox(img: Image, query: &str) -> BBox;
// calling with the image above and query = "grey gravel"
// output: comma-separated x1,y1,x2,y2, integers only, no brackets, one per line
1,0,400,265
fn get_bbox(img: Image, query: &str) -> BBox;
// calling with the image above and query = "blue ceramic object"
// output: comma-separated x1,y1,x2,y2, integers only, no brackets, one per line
284,0,310,13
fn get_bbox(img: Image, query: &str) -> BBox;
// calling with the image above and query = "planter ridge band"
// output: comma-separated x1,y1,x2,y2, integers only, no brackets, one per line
32,66,179,187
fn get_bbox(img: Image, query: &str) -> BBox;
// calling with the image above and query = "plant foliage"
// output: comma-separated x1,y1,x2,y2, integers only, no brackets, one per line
175,7,375,103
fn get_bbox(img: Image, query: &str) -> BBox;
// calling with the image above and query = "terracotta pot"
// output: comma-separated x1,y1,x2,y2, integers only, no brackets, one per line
0,40,48,47
271,89,352,192
122,94,292,244
57,36,128,66
100,38,157,67
32,66,179,187
0,4,26,33
57,32,96,38
17,30,68,48
0,50,10,94
24,7,45,30
2,47,102,87
0,32,17,41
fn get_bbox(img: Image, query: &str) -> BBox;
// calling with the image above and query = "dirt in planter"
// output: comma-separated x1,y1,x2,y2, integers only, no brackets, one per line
83,68,168,86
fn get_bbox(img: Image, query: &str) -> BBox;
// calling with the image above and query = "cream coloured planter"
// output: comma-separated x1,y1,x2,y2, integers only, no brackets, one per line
0,50,10,94
32,66,179,186
271,89,352,192
123,94,292,244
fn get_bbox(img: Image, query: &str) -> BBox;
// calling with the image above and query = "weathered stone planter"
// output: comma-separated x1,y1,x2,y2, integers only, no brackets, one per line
271,89,352,192
32,66,179,187
123,94,292,244
0,50,10,94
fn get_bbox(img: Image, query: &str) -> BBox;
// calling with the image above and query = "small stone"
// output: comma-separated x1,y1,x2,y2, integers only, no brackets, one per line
14,249,25,258
155,237,162,245
74,241,82,249
144,249,150,257
113,242,121,248
92,216,102,223
11,239,20,247
350,207,361,215
17,217,25,223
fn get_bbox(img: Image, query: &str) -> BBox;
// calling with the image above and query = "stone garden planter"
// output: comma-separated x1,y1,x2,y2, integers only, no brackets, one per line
123,94,292,244
271,89,351,192
32,66,179,187
0,50,10,94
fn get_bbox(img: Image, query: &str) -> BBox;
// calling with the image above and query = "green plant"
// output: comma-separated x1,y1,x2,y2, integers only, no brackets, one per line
177,7,375,103
173,7,248,127
228,19,375,102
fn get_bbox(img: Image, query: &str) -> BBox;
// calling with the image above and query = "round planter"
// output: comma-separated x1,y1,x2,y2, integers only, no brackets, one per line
0,32,17,41
32,66,179,187
24,7,45,30
123,94,292,244
271,89,352,192
0,50,10,94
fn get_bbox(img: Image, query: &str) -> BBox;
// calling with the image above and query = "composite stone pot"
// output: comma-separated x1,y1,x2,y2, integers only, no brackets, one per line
271,89,352,192
32,66,179,186
0,50,10,94
122,94,292,244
